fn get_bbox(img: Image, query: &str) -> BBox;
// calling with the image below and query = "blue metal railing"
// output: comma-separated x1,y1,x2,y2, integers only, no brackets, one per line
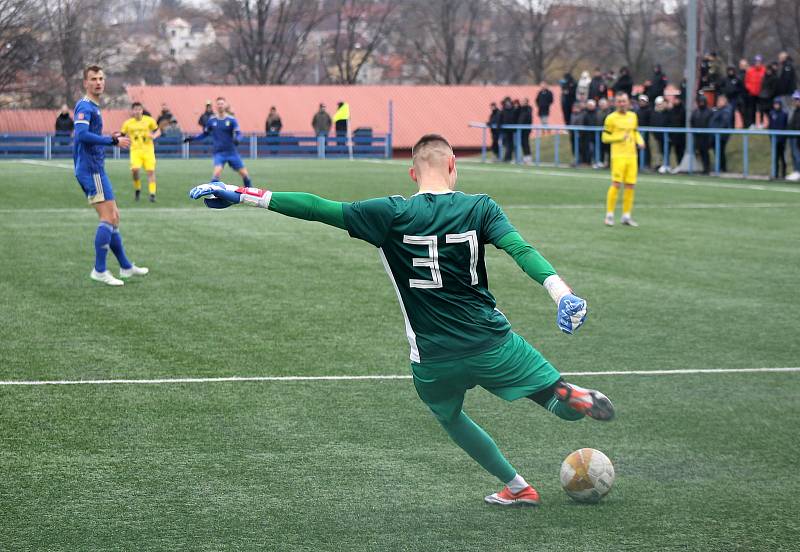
0,132,392,161
471,123,800,179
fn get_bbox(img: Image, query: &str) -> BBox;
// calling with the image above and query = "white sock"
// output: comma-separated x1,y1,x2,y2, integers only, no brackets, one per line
506,473,528,494
606,211,614,218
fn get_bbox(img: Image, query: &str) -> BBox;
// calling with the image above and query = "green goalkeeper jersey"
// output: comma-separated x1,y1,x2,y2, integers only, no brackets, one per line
342,191,517,363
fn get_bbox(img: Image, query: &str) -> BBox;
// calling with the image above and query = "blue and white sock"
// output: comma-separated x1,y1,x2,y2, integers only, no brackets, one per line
109,227,132,270
94,222,114,272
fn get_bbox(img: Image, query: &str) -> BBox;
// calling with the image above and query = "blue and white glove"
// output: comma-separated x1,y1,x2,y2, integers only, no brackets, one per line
188,182,271,209
557,294,587,334
543,275,588,334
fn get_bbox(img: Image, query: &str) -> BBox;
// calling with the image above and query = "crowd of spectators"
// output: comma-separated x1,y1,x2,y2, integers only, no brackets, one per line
487,52,800,179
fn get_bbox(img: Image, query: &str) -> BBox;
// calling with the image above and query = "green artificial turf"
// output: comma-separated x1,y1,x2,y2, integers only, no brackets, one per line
1,158,798,551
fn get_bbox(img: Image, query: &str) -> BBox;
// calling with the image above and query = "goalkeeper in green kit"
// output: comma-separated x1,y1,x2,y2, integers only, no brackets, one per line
189,134,615,507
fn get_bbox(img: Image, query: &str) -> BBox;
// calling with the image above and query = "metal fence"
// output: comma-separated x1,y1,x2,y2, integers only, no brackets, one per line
471,123,800,179
0,132,393,161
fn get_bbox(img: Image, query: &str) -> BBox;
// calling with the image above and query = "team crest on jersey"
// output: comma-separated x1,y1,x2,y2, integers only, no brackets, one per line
78,112,85,120
225,121,230,126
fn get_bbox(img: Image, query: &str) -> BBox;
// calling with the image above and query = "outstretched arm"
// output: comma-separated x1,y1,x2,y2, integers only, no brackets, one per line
495,231,587,334
75,122,115,146
188,182,346,230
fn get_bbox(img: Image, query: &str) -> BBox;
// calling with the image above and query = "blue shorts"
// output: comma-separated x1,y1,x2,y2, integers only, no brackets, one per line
213,151,245,171
75,171,114,204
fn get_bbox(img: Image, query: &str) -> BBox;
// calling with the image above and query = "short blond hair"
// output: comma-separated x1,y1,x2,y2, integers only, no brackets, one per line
412,134,453,172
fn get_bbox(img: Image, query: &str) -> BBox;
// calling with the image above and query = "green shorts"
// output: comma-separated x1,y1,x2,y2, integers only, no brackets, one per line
411,332,561,423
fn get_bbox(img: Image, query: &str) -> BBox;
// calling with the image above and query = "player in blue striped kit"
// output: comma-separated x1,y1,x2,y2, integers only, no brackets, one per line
73,65,149,286
184,97,252,187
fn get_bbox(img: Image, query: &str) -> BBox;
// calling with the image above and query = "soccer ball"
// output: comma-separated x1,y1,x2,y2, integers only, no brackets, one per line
560,448,615,503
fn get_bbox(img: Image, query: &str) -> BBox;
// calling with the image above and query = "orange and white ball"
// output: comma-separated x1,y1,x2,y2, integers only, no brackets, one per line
560,448,615,503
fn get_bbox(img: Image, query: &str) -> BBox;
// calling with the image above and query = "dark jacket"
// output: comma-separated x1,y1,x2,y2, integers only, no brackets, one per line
759,71,779,100
588,77,607,101
768,108,788,131
560,75,577,107
488,107,501,129
778,58,797,96
720,74,745,103
266,114,282,134
636,105,653,127
312,110,332,134
536,89,554,116
667,104,686,128
500,105,517,128
651,109,668,128
55,113,73,134
646,70,668,101
157,110,173,126
789,107,800,131
709,104,734,130
198,109,213,128
691,106,712,129
612,74,633,97
517,105,533,125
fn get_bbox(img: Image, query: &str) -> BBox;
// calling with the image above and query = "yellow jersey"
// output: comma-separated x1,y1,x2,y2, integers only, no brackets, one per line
601,111,644,158
121,115,158,152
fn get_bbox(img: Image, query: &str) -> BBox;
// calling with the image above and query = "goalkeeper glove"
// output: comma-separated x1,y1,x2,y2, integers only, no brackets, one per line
543,275,587,334
188,182,271,209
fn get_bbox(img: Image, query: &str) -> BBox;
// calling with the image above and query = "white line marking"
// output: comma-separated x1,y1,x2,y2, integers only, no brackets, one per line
12,159,74,170
504,202,798,210
362,159,800,194
1,367,797,386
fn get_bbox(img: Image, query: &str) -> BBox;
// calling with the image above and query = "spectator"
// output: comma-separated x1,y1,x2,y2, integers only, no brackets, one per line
163,118,182,139
54,104,73,146
487,102,501,160
512,98,522,127
265,106,282,136
500,96,516,162
156,103,174,129
560,73,577,127
588,68,607,101
788,90,800,181
198,101,213,129
646,65,668,102
583,99,600,167
744,55,766,128
312,103,332,138
777,51,797,108
536,82,554,125
612,67,633,98
518,98,533,164
569,101,585,165
577,70,592,101
597,97,613,167
768,98,788,179
636,95,653,169
709,95,734,173
759,64,779,127
690,95,713,174
667,95,687,170
333,101,349,146
652,96,670,172
719,65,745,114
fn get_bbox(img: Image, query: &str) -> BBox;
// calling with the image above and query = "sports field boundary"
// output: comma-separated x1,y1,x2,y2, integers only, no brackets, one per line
1,366,798,387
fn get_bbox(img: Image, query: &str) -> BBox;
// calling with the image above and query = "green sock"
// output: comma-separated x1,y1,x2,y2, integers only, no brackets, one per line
438,411,516,483
545,396,585,421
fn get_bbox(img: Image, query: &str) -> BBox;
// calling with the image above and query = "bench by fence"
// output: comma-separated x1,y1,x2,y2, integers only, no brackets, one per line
0,131,392,161
470,123,800,179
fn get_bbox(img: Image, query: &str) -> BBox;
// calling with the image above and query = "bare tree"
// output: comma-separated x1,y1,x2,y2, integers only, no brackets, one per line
402,0,493,84
503,0,586,83
770,0,800,59
324,0,395,84
600,0,658,80
215,0,324,84
39,0,112,105
0,1,40,102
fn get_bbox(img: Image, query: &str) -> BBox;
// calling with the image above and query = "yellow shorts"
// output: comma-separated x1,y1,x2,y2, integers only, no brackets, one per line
611,157,637,185
130,150,156,171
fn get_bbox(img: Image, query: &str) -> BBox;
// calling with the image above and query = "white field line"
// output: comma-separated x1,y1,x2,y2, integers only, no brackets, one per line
1,367,798,386
1,202,798,216
361,159,800,194
10,159,74,170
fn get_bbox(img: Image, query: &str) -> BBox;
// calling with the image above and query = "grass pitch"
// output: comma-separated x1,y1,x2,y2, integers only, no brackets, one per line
1,158,799,551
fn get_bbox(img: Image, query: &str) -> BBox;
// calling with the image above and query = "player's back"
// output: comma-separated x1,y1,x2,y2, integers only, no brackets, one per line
73,97,106,173
345,191,516,363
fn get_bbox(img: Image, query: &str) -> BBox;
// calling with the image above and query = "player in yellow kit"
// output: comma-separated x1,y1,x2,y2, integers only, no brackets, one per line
120,102,160,202
602,92,645,227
